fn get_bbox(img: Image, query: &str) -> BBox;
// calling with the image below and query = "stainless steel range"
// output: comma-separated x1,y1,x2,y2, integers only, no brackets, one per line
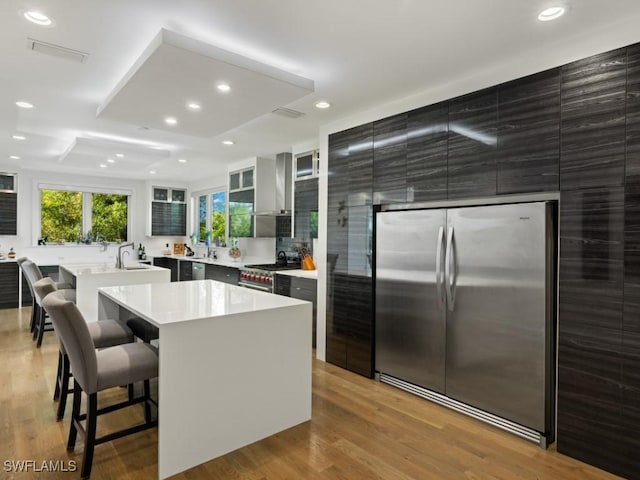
239,263,300,293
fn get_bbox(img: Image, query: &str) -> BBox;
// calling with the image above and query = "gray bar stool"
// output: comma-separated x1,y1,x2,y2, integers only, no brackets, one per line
33,278,136,420
43,290,158,480
21,259,76,346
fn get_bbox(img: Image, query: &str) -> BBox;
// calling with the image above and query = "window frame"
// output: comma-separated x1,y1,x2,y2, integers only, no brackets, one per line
35,182,133,246
191,186,227,244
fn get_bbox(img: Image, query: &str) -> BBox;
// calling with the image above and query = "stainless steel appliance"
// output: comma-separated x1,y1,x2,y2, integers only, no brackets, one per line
375,201,556,446
239,263,300,293
192,262,205,280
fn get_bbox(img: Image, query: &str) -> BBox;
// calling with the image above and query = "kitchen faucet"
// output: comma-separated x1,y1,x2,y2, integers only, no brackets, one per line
116,242,135,269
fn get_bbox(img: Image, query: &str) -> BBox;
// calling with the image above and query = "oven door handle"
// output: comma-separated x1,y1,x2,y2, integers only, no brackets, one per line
238,282,272,292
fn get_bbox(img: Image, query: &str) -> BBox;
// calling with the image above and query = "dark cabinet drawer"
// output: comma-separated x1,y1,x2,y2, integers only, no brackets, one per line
275,274,317,347
0,262,19,309
205,264,239,285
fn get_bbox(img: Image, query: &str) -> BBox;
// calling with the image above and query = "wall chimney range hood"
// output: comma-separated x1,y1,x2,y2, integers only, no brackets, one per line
254,152,293,216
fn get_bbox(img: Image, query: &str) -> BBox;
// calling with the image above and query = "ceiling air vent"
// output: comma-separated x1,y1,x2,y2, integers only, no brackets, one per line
272,107,305,119
27,38,89,63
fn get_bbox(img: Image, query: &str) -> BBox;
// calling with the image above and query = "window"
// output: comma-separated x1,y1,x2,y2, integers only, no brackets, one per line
198,195,207,241
40,188,129,243
194,189,226,244
229,189,253,238
211,191,226,242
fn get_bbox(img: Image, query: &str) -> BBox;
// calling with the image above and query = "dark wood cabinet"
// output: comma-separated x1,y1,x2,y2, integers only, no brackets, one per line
179,260,192,282
325,39,640,479
205,264,239,285
347,124,374,207
274,275,317,347
0,192,17,236
151,202,186,236
294,177,318,240
497,69,561,194
447,88,498,199
153,257,178,282
330,273,373,377
560,49,626,191
327,126,374,377
406,103,448,202
0,262,19,309
373,113,407,204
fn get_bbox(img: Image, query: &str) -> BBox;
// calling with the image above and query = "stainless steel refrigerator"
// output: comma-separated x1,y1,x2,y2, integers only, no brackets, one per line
375,201,555,444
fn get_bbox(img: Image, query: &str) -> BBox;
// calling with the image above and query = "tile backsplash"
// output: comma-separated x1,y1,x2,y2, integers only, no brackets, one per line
276,216,312,260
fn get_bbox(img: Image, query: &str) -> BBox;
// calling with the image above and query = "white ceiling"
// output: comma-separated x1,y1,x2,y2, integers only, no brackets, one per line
2,0,640,183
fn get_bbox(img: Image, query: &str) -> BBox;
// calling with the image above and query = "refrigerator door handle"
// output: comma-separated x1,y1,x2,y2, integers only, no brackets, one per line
435,226,445,310
445,226,456,311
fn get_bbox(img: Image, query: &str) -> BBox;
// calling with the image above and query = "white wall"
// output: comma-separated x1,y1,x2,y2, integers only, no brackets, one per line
3,169,188,265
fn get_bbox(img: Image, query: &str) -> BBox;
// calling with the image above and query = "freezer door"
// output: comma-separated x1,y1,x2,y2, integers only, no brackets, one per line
375,209,446,392
445,202,549,431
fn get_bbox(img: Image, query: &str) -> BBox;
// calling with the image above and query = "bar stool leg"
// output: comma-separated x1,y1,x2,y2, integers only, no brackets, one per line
67,382,81,450
56,353,71,420
53,351,62,401
80,392,98,480
35,307,46,347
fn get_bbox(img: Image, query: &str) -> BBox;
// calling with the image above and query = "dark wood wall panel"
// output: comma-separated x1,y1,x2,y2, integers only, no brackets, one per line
373,114,407,204
348,124,373,207
327,40,640,479
406,103,448,202
620,44,640,480
447,88,497,199
327,127,374,375
497,69,560,194
328,129,350,277
560,49,627,191
559,188,624,330
625,45,640,333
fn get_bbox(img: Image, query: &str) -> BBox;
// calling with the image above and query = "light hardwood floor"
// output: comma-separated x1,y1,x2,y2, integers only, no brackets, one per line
0,306,623,480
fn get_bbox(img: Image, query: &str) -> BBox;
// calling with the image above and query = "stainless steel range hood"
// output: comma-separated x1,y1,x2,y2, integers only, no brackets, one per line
254,152,292,216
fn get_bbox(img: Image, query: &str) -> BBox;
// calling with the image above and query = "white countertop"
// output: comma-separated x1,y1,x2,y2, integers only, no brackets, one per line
160,255,273,268
275,269,318,279
98,279,309,327
60,262,168,276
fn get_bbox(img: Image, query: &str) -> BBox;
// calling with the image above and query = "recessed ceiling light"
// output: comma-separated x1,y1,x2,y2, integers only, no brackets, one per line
12,135,26,141
315,101,331,109
538,6,566,21
217,84,231,92
178,158,187,163
187,102,201,110
149,170,156,175
16,101,34,109
115,153,124,158
164,116,177,125
99,164,107,168
23,11,53,26
9,155,21,160
107,158,115,163
222,140,235,146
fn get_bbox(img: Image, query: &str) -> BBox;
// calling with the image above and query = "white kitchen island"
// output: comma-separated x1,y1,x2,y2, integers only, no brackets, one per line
97,280,312,479
59,263,171,322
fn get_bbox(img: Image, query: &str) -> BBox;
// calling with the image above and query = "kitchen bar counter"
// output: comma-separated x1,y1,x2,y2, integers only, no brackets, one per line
97,280,312,479
59,263,170,321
